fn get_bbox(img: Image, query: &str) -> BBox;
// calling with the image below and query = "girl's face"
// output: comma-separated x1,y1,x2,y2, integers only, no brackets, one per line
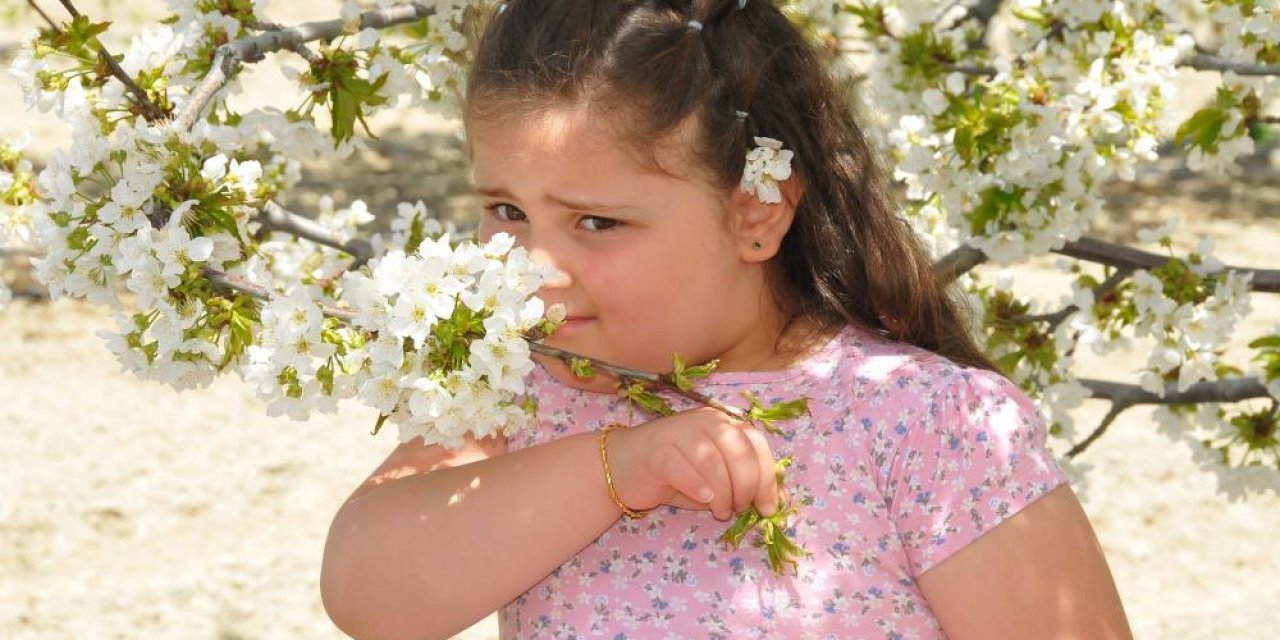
470,105,789,387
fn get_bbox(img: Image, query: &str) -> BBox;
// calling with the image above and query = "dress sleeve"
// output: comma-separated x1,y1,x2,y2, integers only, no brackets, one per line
884,365,1069,577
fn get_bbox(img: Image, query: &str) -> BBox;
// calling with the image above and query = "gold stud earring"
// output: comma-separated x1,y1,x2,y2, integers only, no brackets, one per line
751,241,764,250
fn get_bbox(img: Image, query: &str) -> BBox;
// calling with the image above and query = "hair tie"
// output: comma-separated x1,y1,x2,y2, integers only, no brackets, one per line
497,2,507,13
734,109,749,121
686,19,703,32
737,0,748,8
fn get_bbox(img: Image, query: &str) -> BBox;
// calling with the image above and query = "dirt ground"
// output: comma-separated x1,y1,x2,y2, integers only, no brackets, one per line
3,3,1280,639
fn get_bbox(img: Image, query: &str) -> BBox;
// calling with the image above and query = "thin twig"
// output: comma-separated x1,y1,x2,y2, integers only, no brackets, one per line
25,0,60,31
526,342,749,421
1181,54,1280,77
1015,267,1134,330
947,64,997,76
258,201,374,266
1065,403,1125,458
55,0,167,121
1063,376,1273,457
201,267,750,422
961,0,1004,48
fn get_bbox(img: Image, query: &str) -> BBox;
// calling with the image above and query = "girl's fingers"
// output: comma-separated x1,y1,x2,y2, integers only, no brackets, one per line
709,422,761,515
740,425,779,516
652,444,715,507
680,438,735,520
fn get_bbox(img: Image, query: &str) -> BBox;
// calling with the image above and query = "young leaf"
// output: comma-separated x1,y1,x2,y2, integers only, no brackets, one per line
371,413,390,436
743,393,810,435
570,357,594,379
621,382,674,416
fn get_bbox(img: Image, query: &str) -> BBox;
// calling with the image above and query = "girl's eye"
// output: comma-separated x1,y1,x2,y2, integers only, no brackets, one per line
580,216,619,232
489,204,527,223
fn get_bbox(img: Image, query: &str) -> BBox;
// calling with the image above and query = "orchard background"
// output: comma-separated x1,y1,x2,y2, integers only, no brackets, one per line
1,1,1279,639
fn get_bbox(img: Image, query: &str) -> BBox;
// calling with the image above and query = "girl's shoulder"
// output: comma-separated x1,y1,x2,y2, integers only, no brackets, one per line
771,323,1001,392
783,324,1036,425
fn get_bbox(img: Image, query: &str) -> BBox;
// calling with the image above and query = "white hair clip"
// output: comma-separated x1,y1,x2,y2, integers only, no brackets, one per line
740,137,793,205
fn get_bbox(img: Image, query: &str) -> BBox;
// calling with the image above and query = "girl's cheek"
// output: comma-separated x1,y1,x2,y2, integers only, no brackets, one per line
476,219,497,243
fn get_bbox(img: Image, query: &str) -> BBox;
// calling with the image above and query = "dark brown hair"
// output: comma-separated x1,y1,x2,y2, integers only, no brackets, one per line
464,0,995,371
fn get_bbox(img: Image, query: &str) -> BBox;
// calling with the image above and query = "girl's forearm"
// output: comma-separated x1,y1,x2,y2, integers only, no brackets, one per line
320,431,619,640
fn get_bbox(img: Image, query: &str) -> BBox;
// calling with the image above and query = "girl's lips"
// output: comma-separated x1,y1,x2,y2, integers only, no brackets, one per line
555,316,595,336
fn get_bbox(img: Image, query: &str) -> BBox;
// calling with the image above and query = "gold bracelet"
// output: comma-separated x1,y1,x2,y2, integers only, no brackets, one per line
599,423,651,519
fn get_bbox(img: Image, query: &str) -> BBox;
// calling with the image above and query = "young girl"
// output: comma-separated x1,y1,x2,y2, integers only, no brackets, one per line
321,1,1133,638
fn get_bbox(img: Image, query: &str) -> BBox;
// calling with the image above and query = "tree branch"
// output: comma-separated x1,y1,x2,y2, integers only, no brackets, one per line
1065,403,1124,459
25,0,60,31
1080,376,1271,406
933,245,987,281
933,236,1280,293
200,268,750,423
962,0,1004,45
1181,54,1280,77
525,342,748,421
1016,267,1133,330
57,0,167,122
949,52,1280,80
257,201,374,267
1065,376,1272,457
175,2,436,132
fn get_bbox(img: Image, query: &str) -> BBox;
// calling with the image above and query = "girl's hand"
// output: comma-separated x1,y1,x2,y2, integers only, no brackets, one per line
604,408,779,520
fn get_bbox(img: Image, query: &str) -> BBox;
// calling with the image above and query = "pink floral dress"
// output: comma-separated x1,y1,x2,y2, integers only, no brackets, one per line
501,325,1068,639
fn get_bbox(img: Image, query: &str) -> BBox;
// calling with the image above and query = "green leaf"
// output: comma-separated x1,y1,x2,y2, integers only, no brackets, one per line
720,509,762,548
570,357,594,379
1248,335,1280,350
622,383,674,417
1174,107,1229,151
317,362,335,396
312,49,390,147
718,455,810,576
405,212,426,255
669,353,718,392
371,413,390,436
743,393,810,435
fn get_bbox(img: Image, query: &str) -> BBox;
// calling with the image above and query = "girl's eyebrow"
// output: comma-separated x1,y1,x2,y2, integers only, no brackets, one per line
474,185,636,213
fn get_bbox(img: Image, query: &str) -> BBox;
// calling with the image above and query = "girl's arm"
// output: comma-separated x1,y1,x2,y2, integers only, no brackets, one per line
320,407,777,640
915,484,1134,640
320,431,617,640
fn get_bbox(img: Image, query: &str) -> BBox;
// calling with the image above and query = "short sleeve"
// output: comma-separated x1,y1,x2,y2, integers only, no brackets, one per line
885,366,1069,577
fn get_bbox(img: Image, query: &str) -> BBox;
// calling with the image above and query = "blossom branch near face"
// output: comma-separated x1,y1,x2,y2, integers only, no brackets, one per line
3,0,1279,531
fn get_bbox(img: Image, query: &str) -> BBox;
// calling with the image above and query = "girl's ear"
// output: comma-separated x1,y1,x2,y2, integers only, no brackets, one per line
731,175,802,263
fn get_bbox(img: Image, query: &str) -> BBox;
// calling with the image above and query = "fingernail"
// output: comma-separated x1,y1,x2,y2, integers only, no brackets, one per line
698,488,714,503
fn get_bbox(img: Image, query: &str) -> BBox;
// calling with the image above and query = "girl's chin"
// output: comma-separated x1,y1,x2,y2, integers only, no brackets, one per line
534,354,623,394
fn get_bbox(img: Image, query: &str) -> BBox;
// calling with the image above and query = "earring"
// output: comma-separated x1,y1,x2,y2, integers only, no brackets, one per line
751,241,764,250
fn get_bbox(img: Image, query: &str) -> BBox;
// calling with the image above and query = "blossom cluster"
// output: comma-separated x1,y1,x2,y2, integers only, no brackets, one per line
837,0,1279,494
1,0,1277,496
0,134,38,308
4,0,561,449
852,0,1204,264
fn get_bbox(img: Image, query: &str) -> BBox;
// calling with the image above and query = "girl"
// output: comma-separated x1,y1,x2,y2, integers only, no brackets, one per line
321,1,1133,638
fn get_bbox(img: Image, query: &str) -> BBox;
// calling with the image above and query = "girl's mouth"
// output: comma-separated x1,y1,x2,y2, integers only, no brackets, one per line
554,316,596,336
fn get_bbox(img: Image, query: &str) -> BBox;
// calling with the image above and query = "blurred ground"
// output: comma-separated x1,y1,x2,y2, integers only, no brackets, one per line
3,2,1280,640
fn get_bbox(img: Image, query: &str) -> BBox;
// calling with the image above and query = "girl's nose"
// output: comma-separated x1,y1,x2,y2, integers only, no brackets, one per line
526,245,573,290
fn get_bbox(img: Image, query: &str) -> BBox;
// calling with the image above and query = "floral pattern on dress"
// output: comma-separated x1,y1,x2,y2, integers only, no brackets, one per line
500,325,1068,639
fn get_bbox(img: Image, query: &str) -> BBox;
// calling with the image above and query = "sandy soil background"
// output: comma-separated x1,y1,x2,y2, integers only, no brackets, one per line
3,3,1280,639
